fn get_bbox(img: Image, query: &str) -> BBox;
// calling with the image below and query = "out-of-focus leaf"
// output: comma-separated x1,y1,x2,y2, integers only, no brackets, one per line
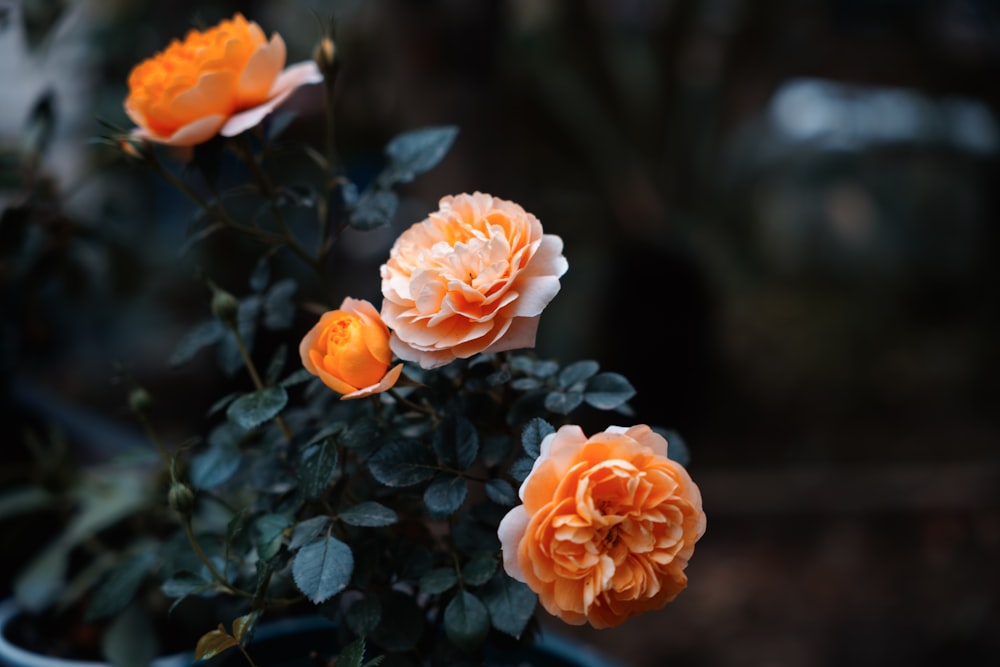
557,360,600,389
584,372,636,410
168,320,224,367
481,573,537,639
423,474,467,518
194,625,239,662
340,502,398,527
349,188,398,230
520,418,554,459
380,126,459,185
444,591,489,650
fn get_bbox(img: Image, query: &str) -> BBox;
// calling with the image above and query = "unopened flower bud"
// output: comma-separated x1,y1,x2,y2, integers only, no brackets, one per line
128,387,153,414
211,287,240,328
314,37,336,74
168,482,196,516
118,136,148,161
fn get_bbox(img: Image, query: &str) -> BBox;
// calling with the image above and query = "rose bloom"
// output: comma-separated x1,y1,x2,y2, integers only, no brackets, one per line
498,425,706,628
299,298,403,400
380,192,568,369
125,13,322,146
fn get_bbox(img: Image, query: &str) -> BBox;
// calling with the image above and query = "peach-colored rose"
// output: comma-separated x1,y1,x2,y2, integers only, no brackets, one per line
125,13,322,146
498,425,706,629
380,192,568,369
299,298,403,400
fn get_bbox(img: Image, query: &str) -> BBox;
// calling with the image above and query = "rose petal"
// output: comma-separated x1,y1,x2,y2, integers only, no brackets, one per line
221,60,322,137
132,114,228,147
340,363,404,400
237,33,286,105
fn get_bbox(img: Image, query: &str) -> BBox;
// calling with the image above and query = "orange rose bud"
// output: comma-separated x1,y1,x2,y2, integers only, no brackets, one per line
299,298,403,400
124,13,323,146
498,425,706,629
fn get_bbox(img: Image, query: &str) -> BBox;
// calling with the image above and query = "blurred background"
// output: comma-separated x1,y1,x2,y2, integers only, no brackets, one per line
2,0,999,665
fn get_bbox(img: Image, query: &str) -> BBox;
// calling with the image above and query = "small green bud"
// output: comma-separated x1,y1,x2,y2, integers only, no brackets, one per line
211,287,240,328
168,482,196,516
128,387,153,414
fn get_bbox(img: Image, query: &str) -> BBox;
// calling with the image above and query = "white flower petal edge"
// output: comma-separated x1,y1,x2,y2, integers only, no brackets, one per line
221,60,323,138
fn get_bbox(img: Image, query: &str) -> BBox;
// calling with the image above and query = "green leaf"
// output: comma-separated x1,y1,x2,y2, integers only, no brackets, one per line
263,278,297,330
160,572,210,599
281,368,315,387
508,457,535,483
255,513,292,560
189,438,241,490
341,417,380,451
340,501,398,527
227,386,288,430
168,320,223,367
433,414,479,469
481,573,537,639
265,344,288,386
367,438,435,487
232,610,261,642
298,437,339,500
484,478,517,507
292,537,354,604
346,595,382,637
419,567,458,595
423,474,467,518
544,390,584,415
336,637,367,667
381,125,458,185
558,360,600,389
584,372,636,410
249,255,271,292
461,554,497,586
349,188,399,230
520,417,554,459
289,516,330,551
85,551,155,622
444,591,489,650
194,625,239,662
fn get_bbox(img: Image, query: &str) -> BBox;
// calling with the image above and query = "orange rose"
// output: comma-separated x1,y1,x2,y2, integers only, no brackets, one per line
380,192,568,369
125,13,322,146
498,425,706,628
299,298,403,400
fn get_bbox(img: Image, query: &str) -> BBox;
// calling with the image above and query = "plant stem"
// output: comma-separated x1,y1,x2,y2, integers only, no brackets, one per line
230,325,294,443
238,134,323,276
182,517,238,594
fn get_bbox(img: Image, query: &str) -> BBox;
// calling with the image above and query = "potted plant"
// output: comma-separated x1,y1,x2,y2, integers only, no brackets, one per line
1,9,706,667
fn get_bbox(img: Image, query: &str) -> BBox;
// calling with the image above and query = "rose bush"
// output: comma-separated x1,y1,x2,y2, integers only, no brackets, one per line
380,192,568,369
498,424,706,628
299,297,403,400
124,13,322,146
